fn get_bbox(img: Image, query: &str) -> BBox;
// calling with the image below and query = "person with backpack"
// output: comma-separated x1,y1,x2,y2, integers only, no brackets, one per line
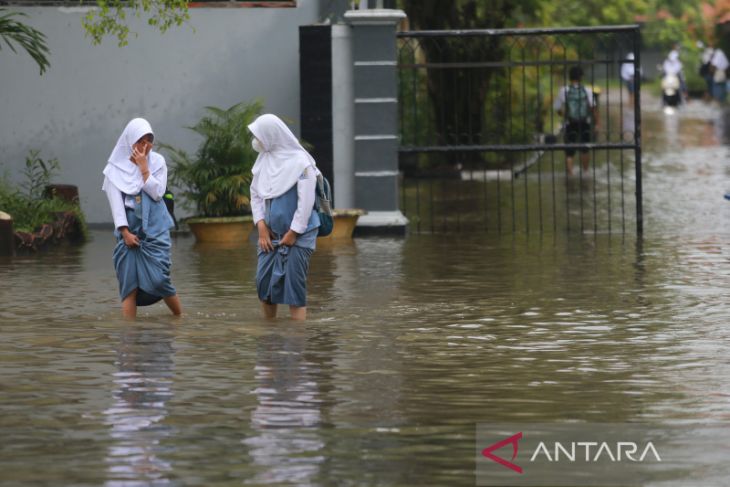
699,43,716,101
249,114,322,321
554,66,599,177
708,47,729,103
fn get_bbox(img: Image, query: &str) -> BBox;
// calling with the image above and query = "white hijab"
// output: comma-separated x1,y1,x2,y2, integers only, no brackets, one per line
249,114,319,200
102,118,164,194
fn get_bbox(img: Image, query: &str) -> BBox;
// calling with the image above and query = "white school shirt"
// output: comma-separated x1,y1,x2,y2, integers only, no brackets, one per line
711,49,729,82
702,48,715,64
104,164,167,230
251,166,317,235
620,61,635,82
662,58,682,76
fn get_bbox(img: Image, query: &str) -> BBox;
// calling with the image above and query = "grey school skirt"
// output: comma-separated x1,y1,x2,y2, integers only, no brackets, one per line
256,238,313,308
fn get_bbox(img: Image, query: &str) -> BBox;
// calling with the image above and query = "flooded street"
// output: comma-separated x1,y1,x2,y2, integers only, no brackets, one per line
1,103,729,485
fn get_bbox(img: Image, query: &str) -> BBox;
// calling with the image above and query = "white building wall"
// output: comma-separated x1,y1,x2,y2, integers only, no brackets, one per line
0,3,324,223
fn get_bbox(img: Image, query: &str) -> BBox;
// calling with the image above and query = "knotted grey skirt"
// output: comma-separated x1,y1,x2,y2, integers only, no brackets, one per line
256,243,313,307
113,208,176,306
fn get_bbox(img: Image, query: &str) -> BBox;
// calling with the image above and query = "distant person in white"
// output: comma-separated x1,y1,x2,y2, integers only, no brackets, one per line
700,43,716,101
709,48,728,103
662,49,687,103
621,52,638,106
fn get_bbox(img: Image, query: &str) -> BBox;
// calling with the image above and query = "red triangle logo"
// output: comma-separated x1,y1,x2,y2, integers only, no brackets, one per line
481,432,523,474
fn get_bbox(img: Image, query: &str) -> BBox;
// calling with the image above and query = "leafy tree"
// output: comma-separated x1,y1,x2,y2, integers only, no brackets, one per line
82,0,189,46
399,0,539,161
536,0,649,28
535,0,704,49
2,0,188,74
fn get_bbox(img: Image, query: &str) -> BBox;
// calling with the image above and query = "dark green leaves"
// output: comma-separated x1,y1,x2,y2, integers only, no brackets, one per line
162,100,264,218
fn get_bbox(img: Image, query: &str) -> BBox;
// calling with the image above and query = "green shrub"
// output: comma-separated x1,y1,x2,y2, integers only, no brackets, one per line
0,150,87,236
162,100,263,218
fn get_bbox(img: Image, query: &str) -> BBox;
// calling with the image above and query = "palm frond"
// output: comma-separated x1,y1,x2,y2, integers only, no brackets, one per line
0,9,50,74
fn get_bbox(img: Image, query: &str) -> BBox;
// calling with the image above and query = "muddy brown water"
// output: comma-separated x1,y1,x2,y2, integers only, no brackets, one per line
1,103,729,486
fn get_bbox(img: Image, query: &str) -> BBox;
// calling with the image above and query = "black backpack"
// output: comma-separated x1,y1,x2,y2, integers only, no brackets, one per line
699,49,714,77
163,188,178,230
699,61,712,77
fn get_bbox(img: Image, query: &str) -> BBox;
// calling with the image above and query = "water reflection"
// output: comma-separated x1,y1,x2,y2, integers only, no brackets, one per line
712,107,727,144
348,237,405,308
309,237,405,314
243,329,325,484
662,111,680,150
103,324,176,486
621,107,635,141
0,105,729,485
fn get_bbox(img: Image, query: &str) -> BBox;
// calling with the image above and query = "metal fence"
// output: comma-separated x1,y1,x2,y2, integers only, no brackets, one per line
397,25,643,236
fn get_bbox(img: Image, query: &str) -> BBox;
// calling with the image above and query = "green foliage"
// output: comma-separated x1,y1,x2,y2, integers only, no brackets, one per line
535,0,704,50
21,150,59,200
0,151,87,235
536,0,648,28
398,0,544,168
82,0,189,46
162,100,263,218
0,8,50,74
400,0,541,30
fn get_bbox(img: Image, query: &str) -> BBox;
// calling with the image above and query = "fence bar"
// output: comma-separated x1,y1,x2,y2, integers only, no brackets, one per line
633,29,643,236
400,143,636,153
397,25,641,38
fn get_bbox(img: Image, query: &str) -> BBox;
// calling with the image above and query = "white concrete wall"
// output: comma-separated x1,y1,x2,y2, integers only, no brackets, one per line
0,3,322,223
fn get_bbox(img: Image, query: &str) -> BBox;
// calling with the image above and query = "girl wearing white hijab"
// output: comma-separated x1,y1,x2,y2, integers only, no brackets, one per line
249,114,321,321
103,118,182,319
662,49,687,103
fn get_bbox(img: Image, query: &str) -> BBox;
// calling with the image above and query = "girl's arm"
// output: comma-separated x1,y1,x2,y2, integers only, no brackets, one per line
290,166,317,234
104,178,129,230
251,183,266,227
251,183,274,252
105,178,139,247
141,159,167,201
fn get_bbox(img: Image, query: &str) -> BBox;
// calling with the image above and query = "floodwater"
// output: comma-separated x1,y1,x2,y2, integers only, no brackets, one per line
1,102,729,486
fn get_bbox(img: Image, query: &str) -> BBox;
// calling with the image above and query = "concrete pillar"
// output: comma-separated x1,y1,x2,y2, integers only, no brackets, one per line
344,8,408,235
332,24,355,209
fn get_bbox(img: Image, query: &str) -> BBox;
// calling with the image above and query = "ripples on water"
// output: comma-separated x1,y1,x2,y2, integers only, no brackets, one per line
1,106,729,485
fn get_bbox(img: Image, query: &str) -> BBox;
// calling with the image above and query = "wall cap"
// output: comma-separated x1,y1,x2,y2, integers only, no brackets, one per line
344,9,406,25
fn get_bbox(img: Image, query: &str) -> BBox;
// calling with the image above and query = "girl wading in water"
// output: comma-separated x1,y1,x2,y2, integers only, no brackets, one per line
103,118,182,319
249,114,321,321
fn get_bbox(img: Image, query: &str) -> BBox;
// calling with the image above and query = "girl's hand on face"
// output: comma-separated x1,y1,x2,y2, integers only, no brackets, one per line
130,143,149,169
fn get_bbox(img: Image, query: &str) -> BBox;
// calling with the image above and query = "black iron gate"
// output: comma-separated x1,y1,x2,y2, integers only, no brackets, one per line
397,25,643,236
